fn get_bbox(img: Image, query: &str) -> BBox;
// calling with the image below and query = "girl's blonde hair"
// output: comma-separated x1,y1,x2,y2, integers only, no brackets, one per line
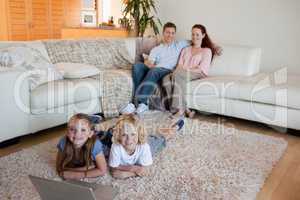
112,114,147,144
56,113,96,174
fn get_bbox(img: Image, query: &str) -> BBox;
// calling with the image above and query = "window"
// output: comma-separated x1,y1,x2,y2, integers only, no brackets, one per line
82,0,96,10
97,0,123,25
80,0,123,26
102,0,111,23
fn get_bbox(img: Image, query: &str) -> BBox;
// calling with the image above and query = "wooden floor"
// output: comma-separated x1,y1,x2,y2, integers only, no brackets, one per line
1,113,300,200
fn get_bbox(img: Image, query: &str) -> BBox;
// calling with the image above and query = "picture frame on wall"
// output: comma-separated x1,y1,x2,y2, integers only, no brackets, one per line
81,10,97,27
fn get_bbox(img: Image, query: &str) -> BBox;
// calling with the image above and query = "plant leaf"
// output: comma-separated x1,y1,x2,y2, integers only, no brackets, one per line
122,0,161,36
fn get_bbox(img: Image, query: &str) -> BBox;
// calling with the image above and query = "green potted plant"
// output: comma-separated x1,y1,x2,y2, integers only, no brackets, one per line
122,0,162,37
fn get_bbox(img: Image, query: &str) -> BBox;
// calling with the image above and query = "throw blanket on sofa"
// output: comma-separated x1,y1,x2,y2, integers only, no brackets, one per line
43,39,134,70
98,69,133,118
44,39,135,118
149,75,173,111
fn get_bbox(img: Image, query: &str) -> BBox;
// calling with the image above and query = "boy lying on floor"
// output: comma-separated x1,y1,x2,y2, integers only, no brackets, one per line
107,114,184,179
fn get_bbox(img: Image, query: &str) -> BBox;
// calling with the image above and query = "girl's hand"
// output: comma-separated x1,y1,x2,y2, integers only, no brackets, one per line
62,171,81,180
64,165,95,171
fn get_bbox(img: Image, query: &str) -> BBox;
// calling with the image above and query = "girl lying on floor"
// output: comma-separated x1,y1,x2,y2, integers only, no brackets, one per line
56,113,108,180
56,113,184,180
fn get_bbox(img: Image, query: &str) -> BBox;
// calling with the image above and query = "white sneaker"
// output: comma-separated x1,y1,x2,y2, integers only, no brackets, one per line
136,103,149,115
120,103,136,114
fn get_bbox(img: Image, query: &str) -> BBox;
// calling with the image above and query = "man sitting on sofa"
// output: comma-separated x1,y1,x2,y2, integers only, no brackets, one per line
121,22,189,115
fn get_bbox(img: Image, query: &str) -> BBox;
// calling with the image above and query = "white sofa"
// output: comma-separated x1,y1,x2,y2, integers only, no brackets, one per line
0,38,299,143
187,44,300,130
0,38,136,143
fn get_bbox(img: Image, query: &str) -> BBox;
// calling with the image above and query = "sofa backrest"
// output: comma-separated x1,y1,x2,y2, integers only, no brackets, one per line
208,43,261,76
135,37,161,62
123,37,136,62
0,41,52,63
43,38,135,70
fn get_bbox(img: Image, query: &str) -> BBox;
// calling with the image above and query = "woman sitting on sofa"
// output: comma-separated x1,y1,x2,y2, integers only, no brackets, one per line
164,24,222,118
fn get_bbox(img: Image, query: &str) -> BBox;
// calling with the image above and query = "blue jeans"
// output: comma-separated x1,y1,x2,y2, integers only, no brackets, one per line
132,63,171,104
148,135,166,157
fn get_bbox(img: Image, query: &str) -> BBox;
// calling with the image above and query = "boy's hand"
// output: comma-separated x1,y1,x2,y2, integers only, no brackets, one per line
129,165,142,173
129,165,148,176
135,167,149,177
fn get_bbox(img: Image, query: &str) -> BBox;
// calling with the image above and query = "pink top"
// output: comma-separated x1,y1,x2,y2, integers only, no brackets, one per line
177,46,212,76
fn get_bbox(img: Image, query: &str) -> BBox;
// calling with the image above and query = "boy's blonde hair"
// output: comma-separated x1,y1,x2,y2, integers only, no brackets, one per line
112,114,147,144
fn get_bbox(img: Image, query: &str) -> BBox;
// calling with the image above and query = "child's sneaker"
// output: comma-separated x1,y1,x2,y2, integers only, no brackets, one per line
120,103,136,114
136,103,149,115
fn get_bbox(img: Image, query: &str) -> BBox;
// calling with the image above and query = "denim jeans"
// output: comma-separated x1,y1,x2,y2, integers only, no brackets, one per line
132,63,171,105
96,128,113,159
148,135,166,157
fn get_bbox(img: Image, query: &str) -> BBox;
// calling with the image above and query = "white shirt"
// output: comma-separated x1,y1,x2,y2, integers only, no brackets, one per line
109,143,153,167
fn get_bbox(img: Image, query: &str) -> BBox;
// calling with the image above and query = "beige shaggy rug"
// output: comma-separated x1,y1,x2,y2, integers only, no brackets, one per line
0,112,287,200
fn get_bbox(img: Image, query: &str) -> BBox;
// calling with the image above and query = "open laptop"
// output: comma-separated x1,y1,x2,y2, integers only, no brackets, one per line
29,175,118,200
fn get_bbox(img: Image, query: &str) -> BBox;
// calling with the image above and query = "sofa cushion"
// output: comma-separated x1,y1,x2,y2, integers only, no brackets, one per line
235,73,300,110
187,73,300,110
30,69,133,114
31,78,102,114
208,43,261,76
91,69,132,81
55,62,100,79
187,75,242,98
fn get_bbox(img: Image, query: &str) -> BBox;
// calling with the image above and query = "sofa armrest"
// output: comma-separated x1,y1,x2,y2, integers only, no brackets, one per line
0,68,30,142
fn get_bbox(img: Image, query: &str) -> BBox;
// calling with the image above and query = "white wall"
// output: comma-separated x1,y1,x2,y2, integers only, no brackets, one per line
156,0,300,73
110,0,123,24
97,0,123,25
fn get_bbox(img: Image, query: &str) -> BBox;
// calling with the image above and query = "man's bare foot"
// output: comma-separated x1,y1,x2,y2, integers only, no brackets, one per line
185,109,195,118
173,109,185,117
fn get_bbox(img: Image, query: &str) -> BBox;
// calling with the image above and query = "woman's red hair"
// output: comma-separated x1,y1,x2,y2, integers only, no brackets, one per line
192,24,222,60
